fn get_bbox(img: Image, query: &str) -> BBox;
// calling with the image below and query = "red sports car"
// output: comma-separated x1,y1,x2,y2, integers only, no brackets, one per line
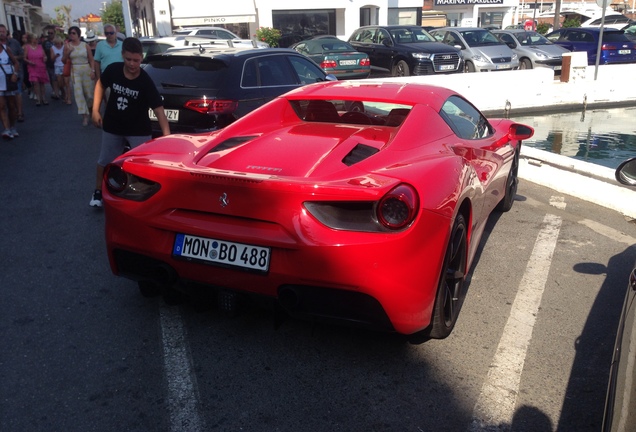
103,81,533,338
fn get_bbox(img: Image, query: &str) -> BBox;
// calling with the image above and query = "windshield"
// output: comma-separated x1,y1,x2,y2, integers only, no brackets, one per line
514,31,553,46
460,30,503,47
389,28,435,43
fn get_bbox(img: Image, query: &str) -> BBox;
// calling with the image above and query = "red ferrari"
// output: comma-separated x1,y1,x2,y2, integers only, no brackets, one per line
103,81,533,339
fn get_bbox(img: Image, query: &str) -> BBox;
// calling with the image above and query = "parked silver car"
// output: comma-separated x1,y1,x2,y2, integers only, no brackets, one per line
492,29,570,70
430,27,519,72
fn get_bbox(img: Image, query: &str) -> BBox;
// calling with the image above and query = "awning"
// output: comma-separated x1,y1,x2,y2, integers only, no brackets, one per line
171,0,256,25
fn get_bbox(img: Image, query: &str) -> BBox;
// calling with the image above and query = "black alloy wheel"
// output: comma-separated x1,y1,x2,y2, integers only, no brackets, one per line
393,60,410,77
427,213,468,339
496,148,519,212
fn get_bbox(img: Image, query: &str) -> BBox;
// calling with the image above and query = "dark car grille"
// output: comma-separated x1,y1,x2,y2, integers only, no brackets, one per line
432,52,461,73
492,57,512,63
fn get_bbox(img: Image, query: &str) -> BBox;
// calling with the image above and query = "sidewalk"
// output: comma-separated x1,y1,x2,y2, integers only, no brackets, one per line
379,64,636,219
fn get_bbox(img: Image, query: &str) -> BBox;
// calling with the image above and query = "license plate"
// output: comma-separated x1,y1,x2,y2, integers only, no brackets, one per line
554,65,562,71
173,233,271,272
149,108,179,122
438,64,455,71
339,59,357,66
496,64,511,70
619,49,631,54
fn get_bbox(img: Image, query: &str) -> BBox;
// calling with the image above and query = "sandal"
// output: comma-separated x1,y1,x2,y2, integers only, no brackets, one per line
17,114,24,122
43,100,49,105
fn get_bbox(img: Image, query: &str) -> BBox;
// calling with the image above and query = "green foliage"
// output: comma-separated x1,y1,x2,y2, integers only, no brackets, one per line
101,0,125,35
536,22,551,35
51,5,73,29
255,27,281,48
562,17,581,28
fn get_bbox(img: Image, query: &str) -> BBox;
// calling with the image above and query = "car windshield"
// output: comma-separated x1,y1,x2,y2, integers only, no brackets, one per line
389,28,435,43
143,57,228,88
515,31,552,45
460,30,502,46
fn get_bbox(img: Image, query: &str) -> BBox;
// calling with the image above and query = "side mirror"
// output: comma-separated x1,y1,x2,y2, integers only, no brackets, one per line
509,123,534,140
382,39,392,47
616,157,636,186
507,42,516,49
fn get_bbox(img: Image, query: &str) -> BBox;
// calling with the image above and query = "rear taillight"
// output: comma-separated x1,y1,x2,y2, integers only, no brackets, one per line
377,184,419,230
320,60,338,69
105,161,161,202
601,44,618,51
360,58,370,67
184,99,238,114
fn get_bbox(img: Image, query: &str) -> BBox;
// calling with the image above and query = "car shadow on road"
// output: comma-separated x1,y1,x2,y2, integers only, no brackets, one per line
557,244,636,431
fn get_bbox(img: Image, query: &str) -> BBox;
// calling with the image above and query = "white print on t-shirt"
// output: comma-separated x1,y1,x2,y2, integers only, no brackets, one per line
117,96,128,111
112,83,139,99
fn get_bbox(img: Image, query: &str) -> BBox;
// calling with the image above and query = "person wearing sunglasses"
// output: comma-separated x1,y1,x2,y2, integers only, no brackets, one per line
62,26,96,126
93,24,122,82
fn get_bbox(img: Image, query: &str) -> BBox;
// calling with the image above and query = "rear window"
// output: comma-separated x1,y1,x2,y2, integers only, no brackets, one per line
143,57,228,88
603,32,630,42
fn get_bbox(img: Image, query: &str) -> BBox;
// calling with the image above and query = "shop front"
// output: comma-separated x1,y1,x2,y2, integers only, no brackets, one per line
433,0,518,28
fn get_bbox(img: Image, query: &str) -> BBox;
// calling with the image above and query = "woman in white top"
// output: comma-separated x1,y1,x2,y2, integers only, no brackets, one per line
50,36,69,103
0,27,19,139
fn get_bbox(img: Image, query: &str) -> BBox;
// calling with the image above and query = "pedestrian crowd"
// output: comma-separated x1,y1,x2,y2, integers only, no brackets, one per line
0,22,127,137
0,22,171,207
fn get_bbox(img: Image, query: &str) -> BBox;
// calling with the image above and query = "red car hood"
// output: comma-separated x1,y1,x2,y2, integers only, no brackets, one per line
194,123,397,179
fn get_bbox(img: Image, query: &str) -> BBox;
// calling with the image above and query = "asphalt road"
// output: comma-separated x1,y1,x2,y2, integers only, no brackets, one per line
1,99,635,432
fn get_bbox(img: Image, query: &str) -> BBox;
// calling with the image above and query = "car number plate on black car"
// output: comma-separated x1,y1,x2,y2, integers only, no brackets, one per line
149,108,179,122
173,233,271,272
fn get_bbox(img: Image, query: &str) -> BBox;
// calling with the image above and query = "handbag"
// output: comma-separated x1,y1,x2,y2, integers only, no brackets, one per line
0,64,17,92
63,59,71,77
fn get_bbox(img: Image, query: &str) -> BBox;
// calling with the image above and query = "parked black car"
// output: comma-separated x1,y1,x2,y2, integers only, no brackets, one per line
142,47,334,135
603,157,636,432
347,25,463,76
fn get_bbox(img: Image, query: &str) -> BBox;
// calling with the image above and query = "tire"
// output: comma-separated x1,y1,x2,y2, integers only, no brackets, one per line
496,148,519,212
393,60,410,77
138,280,161,298
520,58,532,69
465,61,476,73
346,101,364,113
427,213,468,339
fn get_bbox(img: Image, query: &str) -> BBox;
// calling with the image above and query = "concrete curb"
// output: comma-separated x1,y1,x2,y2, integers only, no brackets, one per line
519,146,636,220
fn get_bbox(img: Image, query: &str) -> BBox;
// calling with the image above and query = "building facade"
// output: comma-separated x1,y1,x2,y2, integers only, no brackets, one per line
124,0,425,44
1,0,50,37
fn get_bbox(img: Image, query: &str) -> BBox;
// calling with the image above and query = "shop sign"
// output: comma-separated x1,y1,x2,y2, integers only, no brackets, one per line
173,15,256,26
435,0,504,4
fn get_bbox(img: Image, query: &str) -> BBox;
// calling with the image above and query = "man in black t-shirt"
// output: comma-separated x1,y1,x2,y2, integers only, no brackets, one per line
89,37,170,208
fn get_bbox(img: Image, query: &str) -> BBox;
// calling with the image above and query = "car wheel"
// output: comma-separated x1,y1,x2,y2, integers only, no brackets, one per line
346,101,364,113
393,60,410,77
138,280,161,298
427,213,468,339
496,148,519,212
465,61,476,73
520,59,532,69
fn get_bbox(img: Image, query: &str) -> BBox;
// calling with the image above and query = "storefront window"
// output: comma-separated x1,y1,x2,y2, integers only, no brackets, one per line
446,13,463,27
273,9,336,47
479,12,503,28
388,8,421,25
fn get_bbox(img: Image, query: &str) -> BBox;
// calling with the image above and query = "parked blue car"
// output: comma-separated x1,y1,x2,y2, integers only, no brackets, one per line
545,28,636,65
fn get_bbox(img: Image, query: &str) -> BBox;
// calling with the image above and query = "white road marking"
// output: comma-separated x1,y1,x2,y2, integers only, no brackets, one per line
160,305,204,432
549,196,566,210
469,212,563,430
579,218,636,246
